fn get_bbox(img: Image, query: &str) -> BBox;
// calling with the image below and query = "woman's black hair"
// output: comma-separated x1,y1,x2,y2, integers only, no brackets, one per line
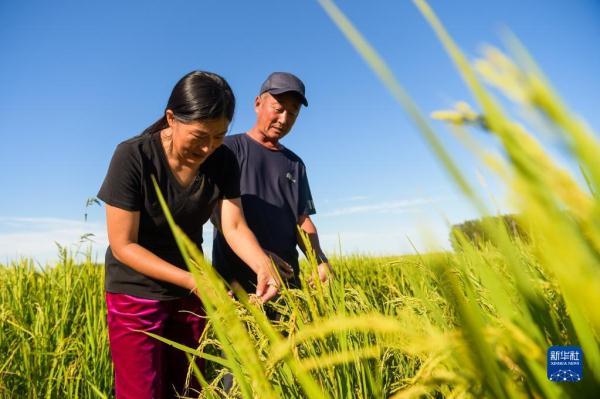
143,71,235,134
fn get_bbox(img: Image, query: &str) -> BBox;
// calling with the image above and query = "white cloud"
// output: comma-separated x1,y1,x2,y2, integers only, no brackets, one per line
0,217,108,265
339,195,370,202
317,220,451,257
320,197,449,217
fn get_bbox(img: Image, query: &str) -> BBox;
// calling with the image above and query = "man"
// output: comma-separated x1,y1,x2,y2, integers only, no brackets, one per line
212,72,331,293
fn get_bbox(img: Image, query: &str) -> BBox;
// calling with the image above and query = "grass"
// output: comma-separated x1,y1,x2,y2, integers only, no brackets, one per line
2,0,600,397
0,253,112,399
2,246,597,397
1,243,599,398
0,252,443,398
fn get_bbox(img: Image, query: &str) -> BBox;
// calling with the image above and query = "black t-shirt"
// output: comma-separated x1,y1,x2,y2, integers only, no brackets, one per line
98,131,240,300
212,133,316,292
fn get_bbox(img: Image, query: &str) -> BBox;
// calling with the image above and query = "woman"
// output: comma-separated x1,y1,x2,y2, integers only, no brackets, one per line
97,71,289,399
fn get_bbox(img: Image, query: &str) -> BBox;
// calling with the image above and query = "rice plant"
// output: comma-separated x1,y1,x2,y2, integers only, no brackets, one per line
0,253,112,398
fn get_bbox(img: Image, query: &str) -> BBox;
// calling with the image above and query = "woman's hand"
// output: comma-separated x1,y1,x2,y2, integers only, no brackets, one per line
253,251,295,303
184,272,199,296
254,260,281,303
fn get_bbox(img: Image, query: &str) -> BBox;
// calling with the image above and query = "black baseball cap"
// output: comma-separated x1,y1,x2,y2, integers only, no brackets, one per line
259,72,308,107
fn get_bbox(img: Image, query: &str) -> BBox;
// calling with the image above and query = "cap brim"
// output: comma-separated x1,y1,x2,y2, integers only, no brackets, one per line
266,88,308,107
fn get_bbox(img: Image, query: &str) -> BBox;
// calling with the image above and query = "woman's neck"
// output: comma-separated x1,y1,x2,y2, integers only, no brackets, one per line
160,129,200,187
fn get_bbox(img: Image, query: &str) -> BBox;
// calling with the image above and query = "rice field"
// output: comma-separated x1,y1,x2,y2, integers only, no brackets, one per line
2,0,600,397
1,243,598,398
0,253,440,398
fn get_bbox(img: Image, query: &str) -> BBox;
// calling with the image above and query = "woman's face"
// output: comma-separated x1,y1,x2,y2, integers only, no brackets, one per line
166,110,229,165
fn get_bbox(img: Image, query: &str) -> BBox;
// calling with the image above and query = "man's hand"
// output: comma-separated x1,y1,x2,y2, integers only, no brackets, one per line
307,262,334,288
317,262,333,283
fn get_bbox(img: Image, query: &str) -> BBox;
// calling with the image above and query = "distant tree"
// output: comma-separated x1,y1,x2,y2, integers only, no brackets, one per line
450,214,528,251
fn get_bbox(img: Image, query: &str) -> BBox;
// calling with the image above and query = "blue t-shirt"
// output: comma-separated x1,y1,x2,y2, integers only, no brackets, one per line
212,133,316,291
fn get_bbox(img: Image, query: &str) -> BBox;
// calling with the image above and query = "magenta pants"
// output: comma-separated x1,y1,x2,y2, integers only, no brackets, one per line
106,292,206,399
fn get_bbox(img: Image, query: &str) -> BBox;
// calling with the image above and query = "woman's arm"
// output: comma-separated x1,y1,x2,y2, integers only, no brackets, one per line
220,198,291,302
105,204,195,291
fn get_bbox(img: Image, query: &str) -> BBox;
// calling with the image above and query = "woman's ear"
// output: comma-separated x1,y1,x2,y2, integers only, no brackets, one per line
165,110,175,127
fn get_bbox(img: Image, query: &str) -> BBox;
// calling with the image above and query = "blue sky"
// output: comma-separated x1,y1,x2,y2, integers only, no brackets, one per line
1,0,599,263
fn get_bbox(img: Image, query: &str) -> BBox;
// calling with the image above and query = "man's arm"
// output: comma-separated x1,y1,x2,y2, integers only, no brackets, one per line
297,214,333,283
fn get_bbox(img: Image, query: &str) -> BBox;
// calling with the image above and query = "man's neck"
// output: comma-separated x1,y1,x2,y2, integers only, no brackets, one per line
246,127,281,150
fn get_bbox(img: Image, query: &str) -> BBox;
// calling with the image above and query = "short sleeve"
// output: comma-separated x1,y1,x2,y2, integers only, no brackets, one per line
97,142,142,211
216,145,241,200
298,163,316,216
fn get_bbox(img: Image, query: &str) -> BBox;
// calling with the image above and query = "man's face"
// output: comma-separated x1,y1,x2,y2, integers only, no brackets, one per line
254,92,302,142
